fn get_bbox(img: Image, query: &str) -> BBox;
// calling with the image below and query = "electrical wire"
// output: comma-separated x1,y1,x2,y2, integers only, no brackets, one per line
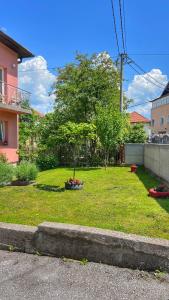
18,56,119,73
122,0,127,52
110,0,120,55
129,58,166,88
118,0,126,53
127,63,165,90
128,100,152,108
18,67,57,73
128,53,169,56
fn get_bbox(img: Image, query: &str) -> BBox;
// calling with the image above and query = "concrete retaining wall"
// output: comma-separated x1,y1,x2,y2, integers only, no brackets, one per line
125,143,144,165
0,222,36,253
144,144,169,182
0,221,169,272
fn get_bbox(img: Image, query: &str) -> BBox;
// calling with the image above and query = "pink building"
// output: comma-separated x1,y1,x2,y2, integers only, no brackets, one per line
0,31,33,163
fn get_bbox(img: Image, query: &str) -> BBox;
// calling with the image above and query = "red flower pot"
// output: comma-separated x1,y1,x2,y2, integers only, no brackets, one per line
131,165,137,173
149,188,169,198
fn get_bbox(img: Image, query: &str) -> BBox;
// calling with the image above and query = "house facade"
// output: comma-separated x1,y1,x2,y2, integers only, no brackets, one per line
151,83,169,135
0,31,33,163
129,111,151,136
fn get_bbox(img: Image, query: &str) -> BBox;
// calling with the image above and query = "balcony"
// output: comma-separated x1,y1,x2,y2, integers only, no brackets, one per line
0,81,31,114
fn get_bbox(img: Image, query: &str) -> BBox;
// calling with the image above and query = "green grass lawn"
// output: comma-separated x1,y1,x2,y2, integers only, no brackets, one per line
1,166,169,239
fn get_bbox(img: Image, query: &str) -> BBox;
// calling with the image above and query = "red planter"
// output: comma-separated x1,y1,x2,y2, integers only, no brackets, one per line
149,188,169,198
131,165,137,173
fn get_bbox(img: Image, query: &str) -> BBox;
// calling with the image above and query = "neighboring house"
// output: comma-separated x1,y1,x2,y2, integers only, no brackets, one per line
129,111,151,136
151,82,169,135
0,31,33,163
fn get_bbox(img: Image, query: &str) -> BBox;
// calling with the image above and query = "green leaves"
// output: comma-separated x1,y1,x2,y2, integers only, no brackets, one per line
126,124,147,143
96,106,129,166
54,52,121,123
55,122,96,145
96,106,129,152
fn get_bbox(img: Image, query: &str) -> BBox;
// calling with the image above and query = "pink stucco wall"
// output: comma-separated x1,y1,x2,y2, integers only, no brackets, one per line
0,42,18,100
0,42,19,163
0,111,18,163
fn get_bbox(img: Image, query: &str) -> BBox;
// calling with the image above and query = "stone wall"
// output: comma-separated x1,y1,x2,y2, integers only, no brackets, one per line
0,221,169,272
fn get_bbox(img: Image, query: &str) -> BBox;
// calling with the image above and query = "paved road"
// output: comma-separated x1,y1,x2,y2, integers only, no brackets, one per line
0,250,169,300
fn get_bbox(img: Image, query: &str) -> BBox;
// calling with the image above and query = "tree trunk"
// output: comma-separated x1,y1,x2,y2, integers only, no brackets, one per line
104,151,109,170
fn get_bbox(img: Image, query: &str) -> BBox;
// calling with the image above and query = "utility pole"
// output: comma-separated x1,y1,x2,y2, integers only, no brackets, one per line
119,53,127,112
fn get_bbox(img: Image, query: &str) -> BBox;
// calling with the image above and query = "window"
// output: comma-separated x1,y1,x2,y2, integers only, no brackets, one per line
0,68,4,99
160,117,164,126
152,119,155,127
0,121,8,145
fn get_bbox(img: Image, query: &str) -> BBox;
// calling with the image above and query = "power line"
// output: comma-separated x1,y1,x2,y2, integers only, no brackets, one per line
122,0,127,52
18,55,119,73
128,53,169,56
110,0,120,55
118,0,126,53
128,100,152,108
129,57,166,88
18,67,57,73
127,62,165,90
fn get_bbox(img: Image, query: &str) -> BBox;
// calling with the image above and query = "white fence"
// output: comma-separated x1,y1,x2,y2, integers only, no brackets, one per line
144,144,169,182
125,144,144,165
125,143,169,183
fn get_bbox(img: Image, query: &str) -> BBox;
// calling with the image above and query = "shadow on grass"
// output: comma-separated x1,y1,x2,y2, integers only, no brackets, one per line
136,166,169,214
36,184,65,192
136,166,159,190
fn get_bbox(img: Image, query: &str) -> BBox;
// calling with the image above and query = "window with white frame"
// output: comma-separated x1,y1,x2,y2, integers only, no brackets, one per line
0,121,8,144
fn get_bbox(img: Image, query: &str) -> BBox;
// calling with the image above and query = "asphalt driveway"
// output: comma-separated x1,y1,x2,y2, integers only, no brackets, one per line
0,250,169,300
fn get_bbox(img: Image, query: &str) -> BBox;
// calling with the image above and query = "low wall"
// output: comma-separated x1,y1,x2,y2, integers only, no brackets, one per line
0,222,36,253
125,144,144,165
144,144,169,182
0,221,169,272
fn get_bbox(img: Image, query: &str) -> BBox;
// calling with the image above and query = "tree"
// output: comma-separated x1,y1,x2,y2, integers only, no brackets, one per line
96,106,129,168
19,110,41,161
35,52,131,169
54,52,129,123
126,124,147,143
55,122,96,177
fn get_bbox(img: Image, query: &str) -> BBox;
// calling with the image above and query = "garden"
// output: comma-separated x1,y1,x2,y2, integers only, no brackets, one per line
1,160,169,240
1,53,166,240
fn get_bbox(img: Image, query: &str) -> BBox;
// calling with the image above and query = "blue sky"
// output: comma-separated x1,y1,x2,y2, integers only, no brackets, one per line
1,0,169,115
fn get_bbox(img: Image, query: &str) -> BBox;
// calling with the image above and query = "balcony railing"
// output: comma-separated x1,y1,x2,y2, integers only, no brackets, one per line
0,81,31,107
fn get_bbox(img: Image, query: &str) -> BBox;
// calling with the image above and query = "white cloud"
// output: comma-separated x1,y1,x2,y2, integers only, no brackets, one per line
126,69,168,117
19,56,56,113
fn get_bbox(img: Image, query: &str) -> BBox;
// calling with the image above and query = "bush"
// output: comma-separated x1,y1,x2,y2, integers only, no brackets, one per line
0,162,14,185
16,161,38,182
36,153,59,170
0,153,7,163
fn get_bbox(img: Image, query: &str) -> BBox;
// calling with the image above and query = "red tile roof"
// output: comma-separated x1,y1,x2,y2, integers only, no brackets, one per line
129,112,150,124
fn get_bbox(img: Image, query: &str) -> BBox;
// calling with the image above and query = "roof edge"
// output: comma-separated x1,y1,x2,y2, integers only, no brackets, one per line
0,31,34,59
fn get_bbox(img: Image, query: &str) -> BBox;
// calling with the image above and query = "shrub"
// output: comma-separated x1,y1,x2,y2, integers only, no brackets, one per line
36,153,59,170
0,153,7,163
16,161,38,182
0,162,14,185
